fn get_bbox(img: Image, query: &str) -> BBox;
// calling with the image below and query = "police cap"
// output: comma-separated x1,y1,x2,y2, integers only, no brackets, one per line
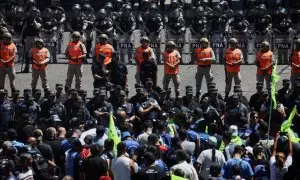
72,31,81,38
229,38,238,44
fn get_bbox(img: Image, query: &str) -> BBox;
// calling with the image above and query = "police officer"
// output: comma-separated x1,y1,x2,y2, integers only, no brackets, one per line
190,7,209,36
82,4,95,58
137,0,151,29
12,7,25,37
50,0,66,54
92,53,109,89
15,91,41,130
231,10,249,33
0,89,14,130
144,4,163,36
30,38,50,92
0,32,17,94
21,7,42,73
163,41,181,97
95,9,114,39
135,36,155,84
116,4,136,35
65,31,87,90
167,1,185,35
69,4,87,41
94,34,114,66
256,41,274,91
140,51,158,87
195,37,215,99
224,38,243,99
290,38,300,87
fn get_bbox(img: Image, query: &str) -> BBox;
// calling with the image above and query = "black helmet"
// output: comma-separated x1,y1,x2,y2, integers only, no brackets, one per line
105,2,113,11
71,31,81,38
82,4,92,11
3,32,12,40
150,4,158,11
99,34,108,41
124,4,132,11
235,10,244,18
73,4,81,11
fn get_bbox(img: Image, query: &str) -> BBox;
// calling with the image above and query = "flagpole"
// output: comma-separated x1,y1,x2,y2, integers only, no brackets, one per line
267,94,273,145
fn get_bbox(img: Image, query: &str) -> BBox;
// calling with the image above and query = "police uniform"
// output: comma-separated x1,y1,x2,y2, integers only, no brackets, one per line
224,38,243,98
0,33,17,92
256,42,274,91
65,31,87,90
135,36,155,84
163,41,181,96
195,38,215,96
0,89,14,129
30,38,50,91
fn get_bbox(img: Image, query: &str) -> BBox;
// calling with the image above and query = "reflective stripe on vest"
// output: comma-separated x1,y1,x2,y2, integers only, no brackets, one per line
164,50,179,74
225,48,242,73
291,50,300,73
67,42,83,65
95,43,114,65
0,42,16,67
31,47,48,70
257,50,273,75
195,47,212,66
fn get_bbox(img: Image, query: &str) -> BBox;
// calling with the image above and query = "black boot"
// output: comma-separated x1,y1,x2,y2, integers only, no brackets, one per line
22,53,30,73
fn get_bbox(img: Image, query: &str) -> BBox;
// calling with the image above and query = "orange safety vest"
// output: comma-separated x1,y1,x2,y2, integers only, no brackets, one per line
164,50,180,74
225,48,242,73
67,42,84,65
31,47,48,70
95,43,114,65
195,47,213,66
135,46,153,71
0,42,16,67
291,50,300,74
256,50,273,75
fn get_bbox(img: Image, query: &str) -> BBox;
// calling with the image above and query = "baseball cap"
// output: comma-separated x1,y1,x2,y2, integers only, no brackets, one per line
121,131,131,140
229,125,238,136
208,136,218,147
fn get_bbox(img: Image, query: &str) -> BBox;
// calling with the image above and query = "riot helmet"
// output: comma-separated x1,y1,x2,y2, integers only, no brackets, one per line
123,4,132,15
261,41,270,51
35,38,44,48
29,7,40,18
97,8,107,19
98,34,108,43
73,4,81,11
3,32,12,44
105,2,113,12
171,0,179,9
229,38,238,48
71,31,81,40
166,41,176,48
200,37,209,47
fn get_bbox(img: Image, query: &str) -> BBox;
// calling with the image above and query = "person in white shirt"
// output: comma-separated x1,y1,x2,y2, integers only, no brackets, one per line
196,136,226,179
111,142,138,180
170,150,199,180
270,131,293,180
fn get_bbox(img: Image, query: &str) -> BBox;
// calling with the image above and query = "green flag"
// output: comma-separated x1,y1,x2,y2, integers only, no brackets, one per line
108,112,120,150
171,174,189,180
271,59,280,109
281,106,297,132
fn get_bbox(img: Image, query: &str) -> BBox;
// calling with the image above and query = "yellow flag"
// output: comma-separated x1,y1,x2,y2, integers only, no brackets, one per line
281,106,296,132
271,60,280,109
108,112,120,150
171,174,189,180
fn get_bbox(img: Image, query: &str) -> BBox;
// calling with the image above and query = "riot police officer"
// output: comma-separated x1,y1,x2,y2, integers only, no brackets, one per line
116,4,136,35
137,0,151,29
167,0,185,35
0,32,17,94
256,41,274,91
224,38,243,99
190,7,209,36
254,14,272,35
231,10,249,33
12,7,25,37
82,4,95,58
195,38,215,98
30,38,50,92
135,36,155,84
21,7,42,73
41,8,58,63
95,8,115,40
69,4,87,41
144,4,163,36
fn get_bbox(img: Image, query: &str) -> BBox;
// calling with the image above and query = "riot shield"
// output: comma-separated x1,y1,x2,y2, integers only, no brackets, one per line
117,30,140,64
61,31,70,56
210,32,226,64
248,32,272,64
13,35,24,63
41,32,57,63
273,34,293,65
230,32,250,64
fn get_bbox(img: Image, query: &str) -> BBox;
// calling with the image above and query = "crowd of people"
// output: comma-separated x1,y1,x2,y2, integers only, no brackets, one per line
2,0,300,180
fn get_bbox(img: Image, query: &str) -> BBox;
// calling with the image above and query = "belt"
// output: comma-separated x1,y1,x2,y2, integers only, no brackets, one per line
198,65,211,68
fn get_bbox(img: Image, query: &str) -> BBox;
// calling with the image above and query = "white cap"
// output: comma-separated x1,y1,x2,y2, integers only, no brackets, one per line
229,125,238,136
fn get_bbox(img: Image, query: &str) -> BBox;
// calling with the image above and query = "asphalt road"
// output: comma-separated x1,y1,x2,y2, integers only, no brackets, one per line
5,58,291,99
